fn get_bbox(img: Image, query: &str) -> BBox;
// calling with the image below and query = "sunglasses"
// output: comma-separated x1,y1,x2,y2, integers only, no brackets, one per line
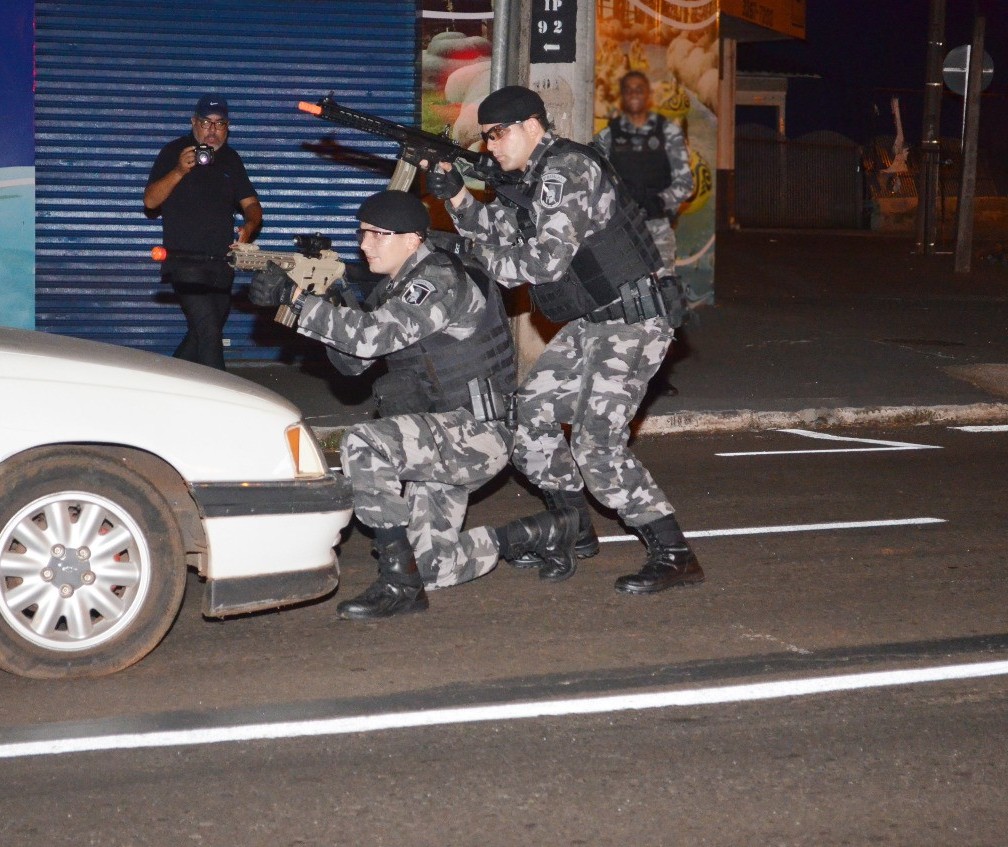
356,227,415,242
480,119,526,144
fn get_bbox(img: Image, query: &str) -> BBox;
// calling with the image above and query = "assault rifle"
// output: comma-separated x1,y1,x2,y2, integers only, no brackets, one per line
298,94,521,187
151,234,346,328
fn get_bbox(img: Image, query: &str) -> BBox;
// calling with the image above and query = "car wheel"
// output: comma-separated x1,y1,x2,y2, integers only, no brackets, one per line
0,448,188,679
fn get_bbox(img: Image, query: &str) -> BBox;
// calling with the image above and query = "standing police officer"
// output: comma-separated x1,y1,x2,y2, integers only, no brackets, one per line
426,86,703,595
248,190,578,619
593,71,694,273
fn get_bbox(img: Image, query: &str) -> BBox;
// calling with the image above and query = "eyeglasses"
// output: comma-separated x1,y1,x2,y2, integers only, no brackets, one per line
356,227,412,243
480,119,525,144
196,118,229,131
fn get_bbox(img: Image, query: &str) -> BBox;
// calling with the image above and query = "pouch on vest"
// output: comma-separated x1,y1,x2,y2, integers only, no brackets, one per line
568,205,662,308
371,370,434,417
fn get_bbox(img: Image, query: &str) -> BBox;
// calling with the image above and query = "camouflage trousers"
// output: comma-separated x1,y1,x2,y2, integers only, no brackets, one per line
512,315,675,527
647,216,677,275
340,410,512,589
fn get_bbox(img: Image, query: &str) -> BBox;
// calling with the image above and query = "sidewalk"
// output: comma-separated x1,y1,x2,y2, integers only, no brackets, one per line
231,230,1008,435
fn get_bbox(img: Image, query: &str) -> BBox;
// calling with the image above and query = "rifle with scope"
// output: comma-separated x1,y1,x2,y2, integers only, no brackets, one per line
297,94,520,188
151,234,346,328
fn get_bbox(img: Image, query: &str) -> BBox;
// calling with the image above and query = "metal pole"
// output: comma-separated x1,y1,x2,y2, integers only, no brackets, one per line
491,0,530,90
490,0,513,90
916,0,946,255
953,14,985,273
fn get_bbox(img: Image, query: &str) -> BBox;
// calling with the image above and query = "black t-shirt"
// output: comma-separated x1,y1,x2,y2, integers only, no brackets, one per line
146,134,257,256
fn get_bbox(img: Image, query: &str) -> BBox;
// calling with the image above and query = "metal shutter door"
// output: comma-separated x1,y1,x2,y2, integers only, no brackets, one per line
35,0,419,360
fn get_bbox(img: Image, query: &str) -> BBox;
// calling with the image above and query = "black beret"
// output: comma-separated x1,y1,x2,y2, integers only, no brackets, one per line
356,190,430,233
478,86,546,125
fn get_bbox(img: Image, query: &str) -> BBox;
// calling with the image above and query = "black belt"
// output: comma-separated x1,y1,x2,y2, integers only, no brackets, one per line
587,274,669,324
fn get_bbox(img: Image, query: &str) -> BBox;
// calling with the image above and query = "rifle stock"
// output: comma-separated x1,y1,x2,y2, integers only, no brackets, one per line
298,95,519,186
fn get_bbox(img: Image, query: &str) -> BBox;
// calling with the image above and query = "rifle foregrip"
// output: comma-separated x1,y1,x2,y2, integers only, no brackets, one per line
231,253,296,273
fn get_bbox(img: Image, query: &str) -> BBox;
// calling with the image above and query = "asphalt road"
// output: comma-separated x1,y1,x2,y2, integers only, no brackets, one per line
2,424,1007,846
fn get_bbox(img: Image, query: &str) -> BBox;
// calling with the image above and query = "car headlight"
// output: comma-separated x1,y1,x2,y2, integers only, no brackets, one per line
285,422,328,477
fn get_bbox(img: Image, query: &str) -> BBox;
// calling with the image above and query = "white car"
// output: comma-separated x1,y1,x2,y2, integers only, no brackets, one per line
0,327,352,679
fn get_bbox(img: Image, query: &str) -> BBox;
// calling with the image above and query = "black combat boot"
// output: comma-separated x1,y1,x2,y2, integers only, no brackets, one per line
336,537,429,620
510,489,600,570
495,507,579,582
614,514,704,594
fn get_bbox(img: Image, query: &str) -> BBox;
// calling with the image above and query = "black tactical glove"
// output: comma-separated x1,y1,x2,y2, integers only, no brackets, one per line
642,194,667,219
249,261,298,308
426,163,465,200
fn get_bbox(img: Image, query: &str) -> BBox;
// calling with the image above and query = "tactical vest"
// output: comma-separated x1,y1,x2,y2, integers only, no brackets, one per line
383,251,517,415
509,138,662,323
607,115,672,213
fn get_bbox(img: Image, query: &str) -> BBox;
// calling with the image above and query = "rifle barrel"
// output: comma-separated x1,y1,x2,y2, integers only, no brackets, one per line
298,97,480,165
297,96,520,185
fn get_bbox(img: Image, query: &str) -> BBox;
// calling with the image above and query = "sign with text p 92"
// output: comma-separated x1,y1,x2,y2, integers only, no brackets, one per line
531,0,576,64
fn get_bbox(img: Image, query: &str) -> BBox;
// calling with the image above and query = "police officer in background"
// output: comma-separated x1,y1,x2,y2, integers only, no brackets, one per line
426,86,703,595
248,190,579,620
593,70,694,273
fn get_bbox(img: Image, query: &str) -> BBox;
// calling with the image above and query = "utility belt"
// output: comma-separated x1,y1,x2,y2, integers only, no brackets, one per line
468,377,517,428
372,371,516,425
587,274,683,325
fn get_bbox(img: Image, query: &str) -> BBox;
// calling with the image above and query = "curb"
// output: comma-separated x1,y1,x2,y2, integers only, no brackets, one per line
635,402,1008,435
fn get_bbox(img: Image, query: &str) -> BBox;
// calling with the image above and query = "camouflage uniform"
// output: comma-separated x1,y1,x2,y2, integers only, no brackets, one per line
594,112,694,272
449,133,678,528
297,243,513,588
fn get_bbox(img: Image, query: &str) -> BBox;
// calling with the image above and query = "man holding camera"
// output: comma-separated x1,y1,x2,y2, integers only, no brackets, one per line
144,94,262,369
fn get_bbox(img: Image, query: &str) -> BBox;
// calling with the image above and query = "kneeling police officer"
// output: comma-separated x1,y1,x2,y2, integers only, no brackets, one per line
249,190,579,619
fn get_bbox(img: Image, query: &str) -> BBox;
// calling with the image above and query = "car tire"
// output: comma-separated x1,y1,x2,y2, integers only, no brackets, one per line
0,447,188,679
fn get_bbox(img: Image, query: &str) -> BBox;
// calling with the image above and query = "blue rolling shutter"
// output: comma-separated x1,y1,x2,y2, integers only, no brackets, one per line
35,0,419,360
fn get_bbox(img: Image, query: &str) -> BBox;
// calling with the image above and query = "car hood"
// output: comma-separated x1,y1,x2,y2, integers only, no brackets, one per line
0,328,316,481
0,327,296,412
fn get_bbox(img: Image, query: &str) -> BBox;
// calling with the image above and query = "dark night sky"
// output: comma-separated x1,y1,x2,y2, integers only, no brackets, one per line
737,0,1008,158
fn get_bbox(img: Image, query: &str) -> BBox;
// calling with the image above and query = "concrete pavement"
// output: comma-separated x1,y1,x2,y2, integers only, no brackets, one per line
230,230,1008,436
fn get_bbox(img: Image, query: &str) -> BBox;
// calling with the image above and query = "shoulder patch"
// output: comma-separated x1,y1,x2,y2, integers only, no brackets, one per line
540,172,567,209
403,279,436,305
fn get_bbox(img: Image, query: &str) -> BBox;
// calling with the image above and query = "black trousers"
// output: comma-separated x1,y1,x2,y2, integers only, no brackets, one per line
165,261,234,370
174,289,232,370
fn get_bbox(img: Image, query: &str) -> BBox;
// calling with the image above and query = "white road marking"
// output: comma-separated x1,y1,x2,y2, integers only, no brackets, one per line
601,516,945,544
951,424,1008,432
718,428,942,457
2,659,1005,759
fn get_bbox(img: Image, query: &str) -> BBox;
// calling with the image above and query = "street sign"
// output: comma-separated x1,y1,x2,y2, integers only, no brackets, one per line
942,45,994,95
530,0,577,64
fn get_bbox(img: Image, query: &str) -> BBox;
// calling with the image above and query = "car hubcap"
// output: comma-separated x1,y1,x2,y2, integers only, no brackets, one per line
0,492,153,652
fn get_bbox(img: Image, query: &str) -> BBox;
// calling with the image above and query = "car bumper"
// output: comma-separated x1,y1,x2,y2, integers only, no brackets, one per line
190,472,354,617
